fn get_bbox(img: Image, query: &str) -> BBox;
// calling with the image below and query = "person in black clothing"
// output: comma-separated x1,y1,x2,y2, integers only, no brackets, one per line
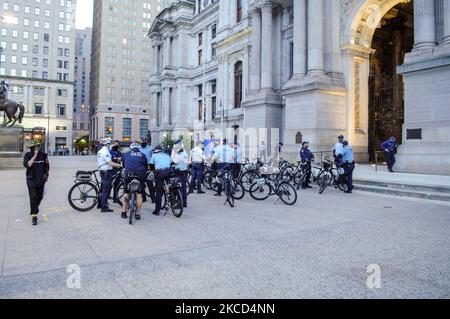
110,140,123,204
23,140,49,226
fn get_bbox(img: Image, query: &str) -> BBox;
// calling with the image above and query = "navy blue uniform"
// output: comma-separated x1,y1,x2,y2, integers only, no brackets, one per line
110,148,123,202
23,151,49,216
150,152,173,214
123,149,147,194
380,139,397,172
300,147,314,188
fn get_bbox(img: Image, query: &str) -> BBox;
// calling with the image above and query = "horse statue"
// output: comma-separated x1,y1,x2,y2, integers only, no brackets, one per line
0,81,25,127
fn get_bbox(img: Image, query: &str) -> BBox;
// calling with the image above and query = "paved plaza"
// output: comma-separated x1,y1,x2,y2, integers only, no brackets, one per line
0,156,449,299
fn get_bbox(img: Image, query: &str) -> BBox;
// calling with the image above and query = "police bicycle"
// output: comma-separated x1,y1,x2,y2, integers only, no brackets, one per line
249,166,298,205
316,157,348,194
125,172,143,225
214,166,245,208
161,169,184,218
68,169,123,212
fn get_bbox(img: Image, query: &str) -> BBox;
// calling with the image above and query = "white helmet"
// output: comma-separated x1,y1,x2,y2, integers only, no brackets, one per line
130,142,140,150
100,138,112,146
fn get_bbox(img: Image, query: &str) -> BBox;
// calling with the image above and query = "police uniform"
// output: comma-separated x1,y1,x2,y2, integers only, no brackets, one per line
173,150,189,206
214,144,235,195
138,144,155,202
97,146,113,209
110,147,123,202
300,147,315,188
380,139,397,172
189,145,206,193
123,149,147,194
232,147,242,179
149,151,172,214
342,145,355,192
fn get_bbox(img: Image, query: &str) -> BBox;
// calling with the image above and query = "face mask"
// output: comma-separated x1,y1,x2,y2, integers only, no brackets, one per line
112,146,119,151
141,143,147,148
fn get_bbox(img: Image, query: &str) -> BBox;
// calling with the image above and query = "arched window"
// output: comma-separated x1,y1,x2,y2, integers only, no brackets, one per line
234,61,243,109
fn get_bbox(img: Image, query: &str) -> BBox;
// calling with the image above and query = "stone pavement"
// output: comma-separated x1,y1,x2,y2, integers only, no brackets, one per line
354,164,450,188
0,156,449,299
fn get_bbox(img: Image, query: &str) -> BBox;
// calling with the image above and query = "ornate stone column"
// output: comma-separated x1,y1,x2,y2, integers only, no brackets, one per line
413,0,436,49
443,0,450,44
164,36,171,68
250,8,262,91
307,0,324,75
260,2,273,91
293,0,306,76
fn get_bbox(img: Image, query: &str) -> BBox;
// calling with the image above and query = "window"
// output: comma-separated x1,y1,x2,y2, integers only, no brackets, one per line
34,103,43,114
57,89,67,97
34,87,45,95
80,123,85,130
198,100,203,121
122,118,132,141
198,32,203,46
43,46,49,54
198,50,203,65
236,0,243,23
57,104,66,116
234,61,243,108
289,42,294,79
44,34,49,42
42,71,48,79
139,119,148,138
104,117,114,138
212,24,217,39
211,96,217,120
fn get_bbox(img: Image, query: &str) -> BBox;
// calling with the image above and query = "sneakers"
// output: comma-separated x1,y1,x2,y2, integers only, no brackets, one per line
152,210,160,216
101,208,114,213
32,215,38,226
197,190,205,194
135,214,141,220
121,212,127,219
214,193,222,197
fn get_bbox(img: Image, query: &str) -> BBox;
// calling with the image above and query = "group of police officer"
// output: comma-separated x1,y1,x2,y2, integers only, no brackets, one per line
96,136,243,220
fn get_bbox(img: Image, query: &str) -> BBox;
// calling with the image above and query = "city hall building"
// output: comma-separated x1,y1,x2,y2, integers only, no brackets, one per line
148,0,450,175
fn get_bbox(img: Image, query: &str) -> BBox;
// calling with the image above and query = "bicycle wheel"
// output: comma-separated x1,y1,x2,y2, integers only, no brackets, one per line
277,182,298,206
170,189,184,218
68,182,99,212
128,193,136,225
294,171,307,189
231,180,245,200
249,180,271,201
318,173,331,194
240,171,258,191
225,181,235,208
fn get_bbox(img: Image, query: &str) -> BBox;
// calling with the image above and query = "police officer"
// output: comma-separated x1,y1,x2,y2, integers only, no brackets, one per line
110,140,123,204
97,138,122,213
121,143,148,220
189,141,206,194
232,143,242,180
342,140,355,193
213,139,235,197
172,144,189,208
139,137,156,202
380,137,397,173
300,141,315,189
333,135,344,161
149,145,172,216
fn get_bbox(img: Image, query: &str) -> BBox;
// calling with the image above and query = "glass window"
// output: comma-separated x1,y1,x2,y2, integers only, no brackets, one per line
57,104,66,116
139,119,148,138
104,117,114,138
34,103,44,114
122,118,132,141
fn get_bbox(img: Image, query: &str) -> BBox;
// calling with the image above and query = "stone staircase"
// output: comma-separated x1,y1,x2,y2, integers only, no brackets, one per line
353,179,450,202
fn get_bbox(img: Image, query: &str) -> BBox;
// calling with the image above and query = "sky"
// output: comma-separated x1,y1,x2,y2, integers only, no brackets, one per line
75,0,94,29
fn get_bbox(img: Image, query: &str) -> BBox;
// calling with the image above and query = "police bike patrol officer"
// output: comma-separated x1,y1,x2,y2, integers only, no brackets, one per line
213,139,235,197
189,141,206,194
149,145,173,216
97,138,123,213
341,140,355,193
121,142,148,220
139,137,156,203
172,144,190,208
380,137,398,173
110,140,123,204
300,141,315,189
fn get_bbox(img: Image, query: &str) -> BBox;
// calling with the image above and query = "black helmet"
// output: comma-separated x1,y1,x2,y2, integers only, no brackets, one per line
153,145,163,153
343,140,349,146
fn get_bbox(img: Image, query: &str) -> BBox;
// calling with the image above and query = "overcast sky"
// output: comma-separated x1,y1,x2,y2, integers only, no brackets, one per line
75,0,94,29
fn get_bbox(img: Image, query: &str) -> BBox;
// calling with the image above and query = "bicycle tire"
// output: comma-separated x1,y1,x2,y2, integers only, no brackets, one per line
68,182,99,212
278,182,298,206
171,189,184,218
129,193,136,225
249,181,271,201
231,180,245,200
240,171,258,192
225,181,235,208
318,173,330,194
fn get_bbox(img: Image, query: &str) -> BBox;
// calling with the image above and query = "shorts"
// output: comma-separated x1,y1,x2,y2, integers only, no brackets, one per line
124,172,146,194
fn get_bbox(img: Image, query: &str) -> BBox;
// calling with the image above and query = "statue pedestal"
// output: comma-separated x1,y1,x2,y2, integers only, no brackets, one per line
0,127,24,170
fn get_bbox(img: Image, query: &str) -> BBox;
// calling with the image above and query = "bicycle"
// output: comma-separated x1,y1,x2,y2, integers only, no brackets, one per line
316,158,348,194
125,173,143,225
249,167,297,205
162,171,184,218
214,166,244,207
68,169,123,212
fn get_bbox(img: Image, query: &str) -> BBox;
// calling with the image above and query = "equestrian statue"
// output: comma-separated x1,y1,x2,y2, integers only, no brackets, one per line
0,80,25,127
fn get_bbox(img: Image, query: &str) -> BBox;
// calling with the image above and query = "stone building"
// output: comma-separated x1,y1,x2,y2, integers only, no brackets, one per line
149,0,450,174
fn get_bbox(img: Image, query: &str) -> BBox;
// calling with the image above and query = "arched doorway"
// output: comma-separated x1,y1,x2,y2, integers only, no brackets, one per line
368,1,414,161
341,0,414,162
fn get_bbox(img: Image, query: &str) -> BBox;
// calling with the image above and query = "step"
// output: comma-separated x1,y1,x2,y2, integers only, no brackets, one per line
353,179,450,194
353,183,450,202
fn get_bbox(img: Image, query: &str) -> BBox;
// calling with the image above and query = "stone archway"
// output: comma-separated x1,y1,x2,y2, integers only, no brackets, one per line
341,0,412,162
